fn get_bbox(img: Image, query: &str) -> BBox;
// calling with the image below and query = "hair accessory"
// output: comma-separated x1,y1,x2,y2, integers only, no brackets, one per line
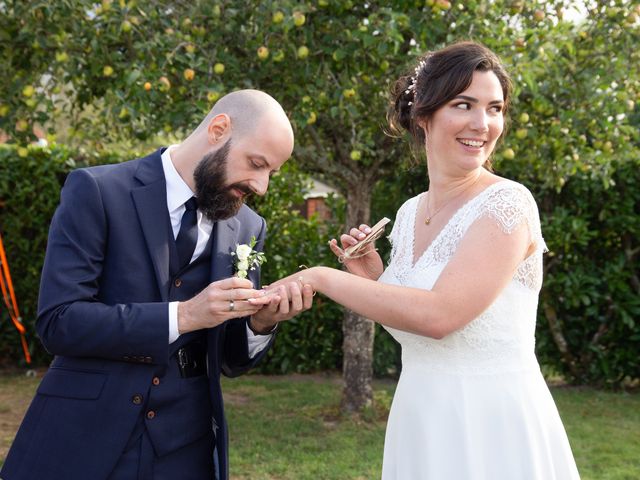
404,57,429,105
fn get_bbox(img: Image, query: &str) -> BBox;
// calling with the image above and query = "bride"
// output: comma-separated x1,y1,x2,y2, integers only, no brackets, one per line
269,41,580,479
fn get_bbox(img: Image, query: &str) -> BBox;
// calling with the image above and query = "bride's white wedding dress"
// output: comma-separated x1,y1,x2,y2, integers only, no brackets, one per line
378,180,580,480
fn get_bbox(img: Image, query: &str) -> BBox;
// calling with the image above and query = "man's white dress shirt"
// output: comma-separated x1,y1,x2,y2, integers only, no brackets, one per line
161,146,271,357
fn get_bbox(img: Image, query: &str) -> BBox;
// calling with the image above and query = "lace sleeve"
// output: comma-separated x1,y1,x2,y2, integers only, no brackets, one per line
460,182,547,291
477,182,547,254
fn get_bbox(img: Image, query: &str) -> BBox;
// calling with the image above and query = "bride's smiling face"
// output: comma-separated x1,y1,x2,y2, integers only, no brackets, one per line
422,70,505,172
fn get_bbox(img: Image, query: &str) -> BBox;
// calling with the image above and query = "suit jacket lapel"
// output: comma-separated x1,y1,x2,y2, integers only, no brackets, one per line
210,217,239,281
131,148,242,295
132,150,172,301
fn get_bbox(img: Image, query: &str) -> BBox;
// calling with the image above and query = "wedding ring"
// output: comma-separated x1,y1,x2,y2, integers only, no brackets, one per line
296,275,317,296
297,266,309,287
228,300,235,312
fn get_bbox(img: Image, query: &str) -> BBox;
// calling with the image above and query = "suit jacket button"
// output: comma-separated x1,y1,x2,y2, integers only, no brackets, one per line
132,394,143,405
145,356,152,363
146,410,156,419
123,356,130,361
152,377,160,386
174,278,182,287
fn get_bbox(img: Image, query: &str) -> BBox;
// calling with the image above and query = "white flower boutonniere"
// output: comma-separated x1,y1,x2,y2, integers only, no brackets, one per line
232,236,266,279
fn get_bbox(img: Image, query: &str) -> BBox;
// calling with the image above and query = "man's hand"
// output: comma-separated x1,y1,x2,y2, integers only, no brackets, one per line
178,277,273,334
248,280,314,333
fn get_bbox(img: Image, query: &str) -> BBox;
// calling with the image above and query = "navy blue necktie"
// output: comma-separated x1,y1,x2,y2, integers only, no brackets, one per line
175,197,198,269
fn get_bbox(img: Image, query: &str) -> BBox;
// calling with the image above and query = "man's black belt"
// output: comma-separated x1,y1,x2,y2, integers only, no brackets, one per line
176,340,207,378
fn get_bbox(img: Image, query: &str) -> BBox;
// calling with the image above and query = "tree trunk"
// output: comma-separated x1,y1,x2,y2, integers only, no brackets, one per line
341,187,375,413
542,301,579,378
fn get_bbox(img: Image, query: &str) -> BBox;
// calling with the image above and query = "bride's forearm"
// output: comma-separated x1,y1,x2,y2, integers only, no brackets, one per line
305,266,450,338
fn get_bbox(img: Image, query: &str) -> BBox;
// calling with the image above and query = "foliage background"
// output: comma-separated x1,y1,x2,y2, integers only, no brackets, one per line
0,0,639,387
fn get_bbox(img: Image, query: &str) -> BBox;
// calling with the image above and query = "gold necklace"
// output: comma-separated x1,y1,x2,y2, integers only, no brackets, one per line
424,177,480,225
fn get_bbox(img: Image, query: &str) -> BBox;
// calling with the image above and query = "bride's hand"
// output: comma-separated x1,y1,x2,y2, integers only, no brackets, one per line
329,224,384,280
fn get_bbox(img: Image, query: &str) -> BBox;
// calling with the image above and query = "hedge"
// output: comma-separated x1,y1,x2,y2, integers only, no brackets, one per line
1,144,638,387
0,144,400,375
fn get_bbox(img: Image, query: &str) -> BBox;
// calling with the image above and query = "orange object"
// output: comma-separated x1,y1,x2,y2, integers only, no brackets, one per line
0,233,31,364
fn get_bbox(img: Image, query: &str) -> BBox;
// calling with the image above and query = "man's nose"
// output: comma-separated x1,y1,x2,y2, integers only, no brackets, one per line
253,173,270,196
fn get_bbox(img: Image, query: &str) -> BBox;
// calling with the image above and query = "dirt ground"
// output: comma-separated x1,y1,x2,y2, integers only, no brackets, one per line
0,369,43,463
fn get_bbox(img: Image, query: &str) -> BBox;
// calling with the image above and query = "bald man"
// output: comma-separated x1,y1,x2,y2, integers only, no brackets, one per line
2,90,313,480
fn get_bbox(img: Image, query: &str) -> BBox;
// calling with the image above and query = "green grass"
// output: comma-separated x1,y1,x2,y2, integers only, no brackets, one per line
224,376,640,480
223,374,391,479
1,371,639,479
552,387,640,480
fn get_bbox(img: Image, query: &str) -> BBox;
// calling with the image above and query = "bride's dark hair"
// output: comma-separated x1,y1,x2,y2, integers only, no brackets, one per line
388,41,512,168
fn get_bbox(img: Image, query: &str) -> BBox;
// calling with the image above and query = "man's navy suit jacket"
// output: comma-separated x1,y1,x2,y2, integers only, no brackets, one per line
1,149,273,480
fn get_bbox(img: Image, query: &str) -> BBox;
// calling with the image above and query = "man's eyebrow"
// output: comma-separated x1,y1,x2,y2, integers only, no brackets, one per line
250,154,269,165
250,154,279,173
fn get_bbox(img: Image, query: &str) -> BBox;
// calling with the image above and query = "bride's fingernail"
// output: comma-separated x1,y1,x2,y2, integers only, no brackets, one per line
364,227,371,233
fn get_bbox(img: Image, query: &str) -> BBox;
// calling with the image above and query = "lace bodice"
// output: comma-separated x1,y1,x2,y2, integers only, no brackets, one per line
379,180,547,375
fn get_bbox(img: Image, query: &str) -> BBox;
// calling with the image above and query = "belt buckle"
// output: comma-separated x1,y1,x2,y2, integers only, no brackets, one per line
176,343,206,378
177,347,191,377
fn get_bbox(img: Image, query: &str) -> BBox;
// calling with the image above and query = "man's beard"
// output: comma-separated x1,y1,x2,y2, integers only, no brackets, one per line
193,140,253,221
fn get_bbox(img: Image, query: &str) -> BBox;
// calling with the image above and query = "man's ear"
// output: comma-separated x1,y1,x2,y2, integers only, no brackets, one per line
207,113,231,144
